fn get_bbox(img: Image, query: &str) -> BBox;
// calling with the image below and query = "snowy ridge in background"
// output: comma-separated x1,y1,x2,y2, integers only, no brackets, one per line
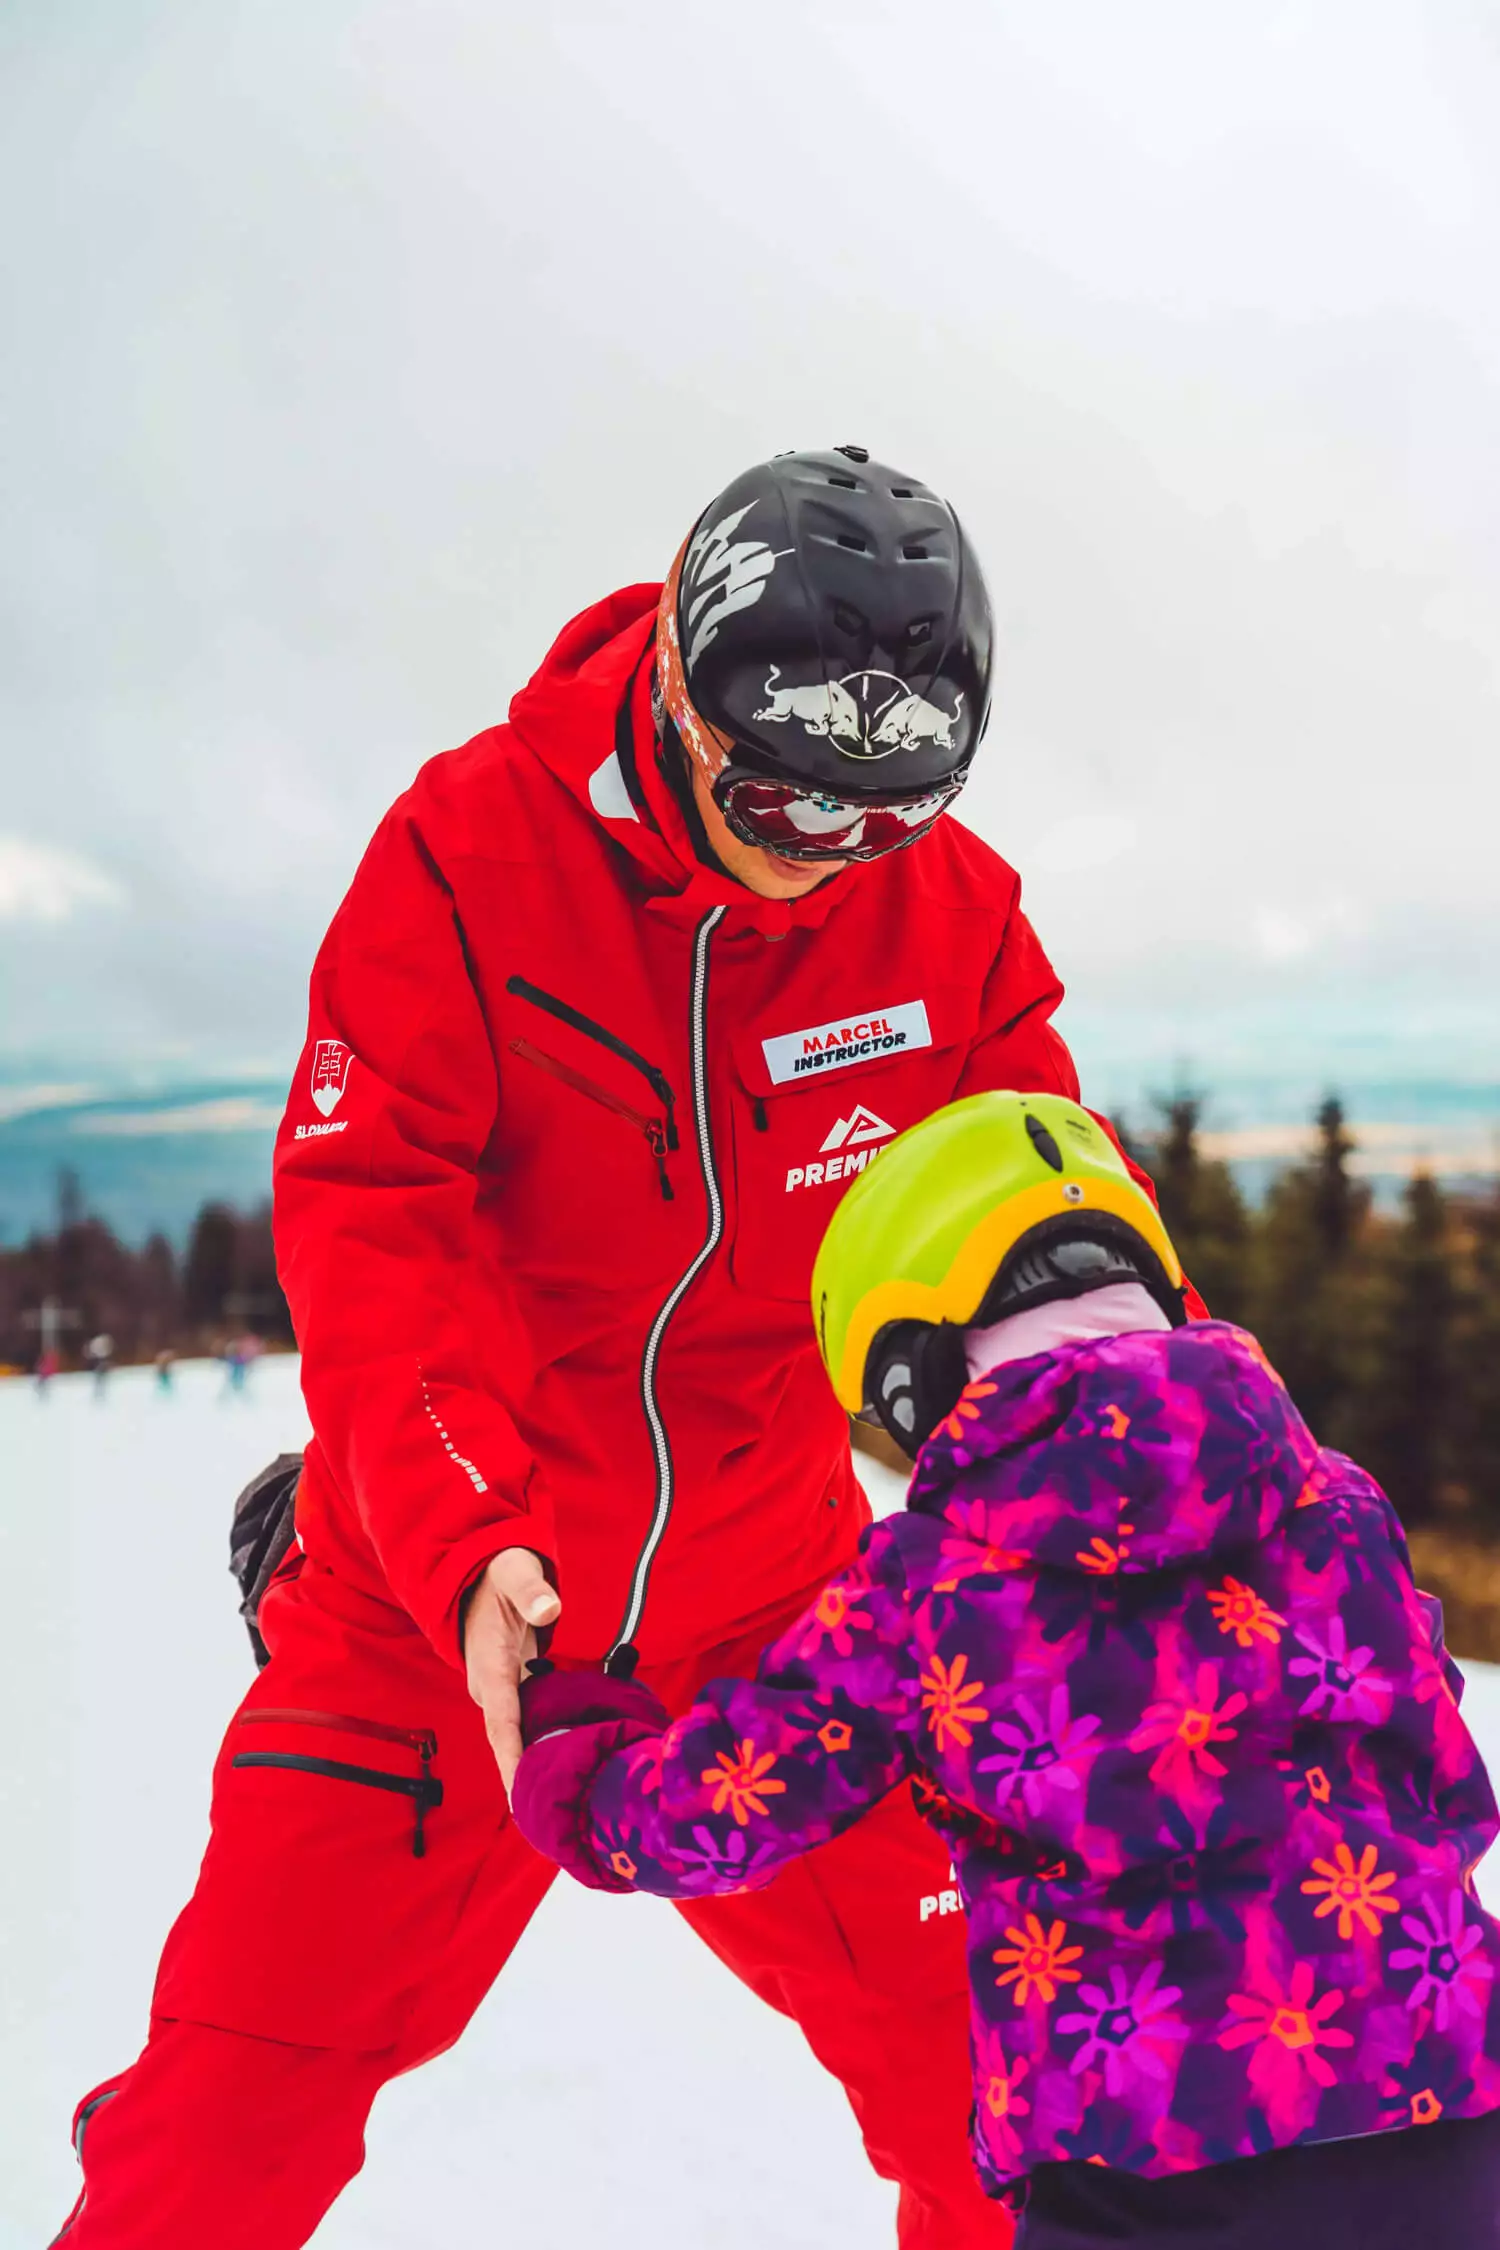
0,1067,288,1242
1,1030,1496,1244
3,1354,1500,2248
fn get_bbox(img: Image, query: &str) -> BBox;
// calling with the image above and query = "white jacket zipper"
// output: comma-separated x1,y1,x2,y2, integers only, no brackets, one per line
606,905,727,1670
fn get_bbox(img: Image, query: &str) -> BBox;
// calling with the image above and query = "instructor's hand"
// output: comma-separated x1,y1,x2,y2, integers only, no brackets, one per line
463,1550,562,1796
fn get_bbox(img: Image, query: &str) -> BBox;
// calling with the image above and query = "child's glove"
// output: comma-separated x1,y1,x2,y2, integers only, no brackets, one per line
511,1667,669,1889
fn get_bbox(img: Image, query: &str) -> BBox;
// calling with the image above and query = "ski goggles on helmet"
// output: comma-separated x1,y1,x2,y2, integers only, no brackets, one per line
715,773,963,863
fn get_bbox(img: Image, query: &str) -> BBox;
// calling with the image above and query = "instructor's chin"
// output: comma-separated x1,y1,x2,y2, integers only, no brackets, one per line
741,853,845,901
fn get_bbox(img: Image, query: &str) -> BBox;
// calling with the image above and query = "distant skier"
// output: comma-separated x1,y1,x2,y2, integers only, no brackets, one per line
54,448,1201,2250
512,1092,1500,2248
34,1344,60,1396
84,1333,113,1397
153,1349,175,1395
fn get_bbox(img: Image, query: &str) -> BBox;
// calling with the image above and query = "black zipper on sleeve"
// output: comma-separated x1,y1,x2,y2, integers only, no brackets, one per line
605,904,727,1673
505,976,679,1152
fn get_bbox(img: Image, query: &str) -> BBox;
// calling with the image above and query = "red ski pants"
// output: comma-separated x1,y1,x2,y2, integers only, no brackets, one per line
56,1558,1010,2250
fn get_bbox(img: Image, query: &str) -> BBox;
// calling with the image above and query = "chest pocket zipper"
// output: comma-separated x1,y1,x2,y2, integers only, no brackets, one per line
505,976,678,1184
231,1709,442,1859
509,1036,674,1201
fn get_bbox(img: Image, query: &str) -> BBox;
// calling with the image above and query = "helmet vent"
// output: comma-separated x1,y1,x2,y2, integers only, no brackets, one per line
827,472,860,489
837,532,867,551
901,543,929,560
890,486,913,498
905,616,935,646
832,600,867,638
1025,1113,1065,1171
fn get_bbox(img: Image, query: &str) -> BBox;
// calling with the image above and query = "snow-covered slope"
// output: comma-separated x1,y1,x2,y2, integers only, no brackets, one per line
3,1359,1497,2249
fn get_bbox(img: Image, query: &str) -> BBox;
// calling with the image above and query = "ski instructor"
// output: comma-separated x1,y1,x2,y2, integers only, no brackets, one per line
56,448,1187,2250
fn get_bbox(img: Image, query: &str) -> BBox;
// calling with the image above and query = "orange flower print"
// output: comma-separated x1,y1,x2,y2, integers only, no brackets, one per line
702,1740,787,1826
935,1538,1025,1593
1409,2089,1443,2126
939,1379,999,1443
920,1652,991,1752
1130,1663,1248,1791
1103,1404,1130,1440
609,1849,638,1882
797,1582,874,1660
984,2050,1030,2122
1206,1576,1287,1649
1077,1526,1134,1575
818,1718,854,1755
1219,1960,1354,2089
1305,1766,1332,1805
1301,1841,1400,1940
993,1915,1084,2007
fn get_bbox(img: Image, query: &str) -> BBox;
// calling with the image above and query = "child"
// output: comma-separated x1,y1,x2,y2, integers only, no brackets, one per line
511,1090,1500,2246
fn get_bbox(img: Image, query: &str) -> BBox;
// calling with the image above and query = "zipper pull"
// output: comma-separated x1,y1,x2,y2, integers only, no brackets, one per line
751,1096,769,1134
414,1736,437,1859
647,1121,674,1201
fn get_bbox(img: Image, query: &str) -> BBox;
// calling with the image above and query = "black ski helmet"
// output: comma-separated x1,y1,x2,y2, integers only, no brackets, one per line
658,447,995,803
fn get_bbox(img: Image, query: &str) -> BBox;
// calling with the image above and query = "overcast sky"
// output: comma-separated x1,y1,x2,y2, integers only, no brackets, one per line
2,0,1497,1096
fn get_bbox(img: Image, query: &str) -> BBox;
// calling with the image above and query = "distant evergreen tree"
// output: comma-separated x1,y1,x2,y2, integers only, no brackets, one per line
1454,1185,1500,1534
229,1205,294,1342
1148,1095,1252,1325
138,1233,180,1350
183,1204,238,1329
1310,1097,1362,1260
1360,1172,1457,1526
1248,1095,1369,1447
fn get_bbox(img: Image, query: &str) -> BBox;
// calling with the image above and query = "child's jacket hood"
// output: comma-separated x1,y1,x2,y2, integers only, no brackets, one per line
907,1322,1321,1573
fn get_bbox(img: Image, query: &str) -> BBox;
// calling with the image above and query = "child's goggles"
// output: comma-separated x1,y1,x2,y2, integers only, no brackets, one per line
715,773,964,863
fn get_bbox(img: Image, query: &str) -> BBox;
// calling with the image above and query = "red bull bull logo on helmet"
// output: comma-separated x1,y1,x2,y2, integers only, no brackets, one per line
753,667,964,762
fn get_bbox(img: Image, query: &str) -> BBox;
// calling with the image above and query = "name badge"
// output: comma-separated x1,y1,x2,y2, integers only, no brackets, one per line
761,1000,932,1085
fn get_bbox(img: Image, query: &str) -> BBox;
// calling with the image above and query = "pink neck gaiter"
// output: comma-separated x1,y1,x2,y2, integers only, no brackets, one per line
964,1282,1171,1383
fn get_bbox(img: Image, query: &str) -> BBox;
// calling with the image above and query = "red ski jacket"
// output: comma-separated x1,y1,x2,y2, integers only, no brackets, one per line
273,585,1179,1671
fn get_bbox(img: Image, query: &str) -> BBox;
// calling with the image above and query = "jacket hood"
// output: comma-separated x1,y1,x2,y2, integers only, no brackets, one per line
906,1322,1320,1572
505,584,860,938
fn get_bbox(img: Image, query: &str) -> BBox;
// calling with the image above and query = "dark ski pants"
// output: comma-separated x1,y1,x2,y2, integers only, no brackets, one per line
54,1557,1009,2250
1016,2102,1500,2249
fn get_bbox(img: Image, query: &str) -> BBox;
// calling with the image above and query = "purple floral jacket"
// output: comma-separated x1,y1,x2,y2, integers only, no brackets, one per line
563,1324,1500,2190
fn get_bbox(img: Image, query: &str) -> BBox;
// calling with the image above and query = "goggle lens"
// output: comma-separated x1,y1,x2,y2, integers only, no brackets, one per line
718,776,961,862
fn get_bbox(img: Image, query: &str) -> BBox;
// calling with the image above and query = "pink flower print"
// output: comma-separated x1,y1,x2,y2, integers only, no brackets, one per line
1056,1960,1184,2098
1287,1617,1391,1723
977,2039,1032,2168
1389,1893,1494,2030
1219,1960,1354,2090
624,1733,668,1794
978,1685,1102,1818
796,1581,874,1660
1411,1636,1458,1711
1130,1663,1248,1792
667,1823,784,1893
934,1500,1025,1591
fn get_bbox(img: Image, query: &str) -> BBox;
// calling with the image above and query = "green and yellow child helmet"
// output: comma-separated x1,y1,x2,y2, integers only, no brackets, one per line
811,1089,1186,1452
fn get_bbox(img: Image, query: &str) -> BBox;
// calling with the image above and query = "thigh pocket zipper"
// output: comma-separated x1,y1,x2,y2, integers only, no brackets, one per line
231,1710,443,1859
